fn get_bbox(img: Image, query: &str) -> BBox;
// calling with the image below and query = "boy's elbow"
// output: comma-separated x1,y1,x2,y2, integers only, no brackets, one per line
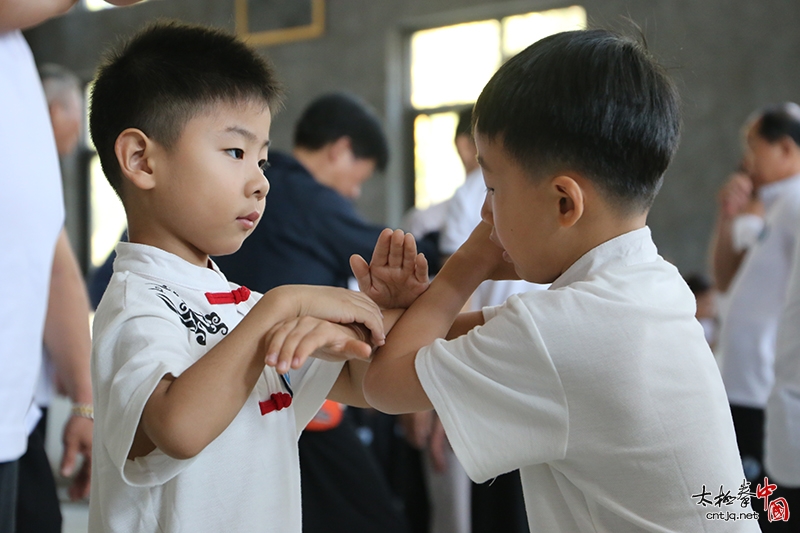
157,439,202,461
363,363,408,415
363,364,394,414
145,412,208,460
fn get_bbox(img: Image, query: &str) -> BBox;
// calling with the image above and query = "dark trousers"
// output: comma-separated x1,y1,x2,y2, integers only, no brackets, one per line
299,416,409,533
472,470,530,533
0,460,19,533
15,410,61,533
730,405,765,482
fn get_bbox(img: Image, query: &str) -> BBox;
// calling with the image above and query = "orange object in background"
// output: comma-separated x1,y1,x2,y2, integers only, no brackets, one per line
305,400,344,431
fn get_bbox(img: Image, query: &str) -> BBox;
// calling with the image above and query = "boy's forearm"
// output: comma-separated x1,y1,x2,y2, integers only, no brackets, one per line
325,310,403,407
364,252,487,414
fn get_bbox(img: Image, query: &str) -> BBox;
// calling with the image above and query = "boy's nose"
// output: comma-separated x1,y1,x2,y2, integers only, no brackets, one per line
249,170,270,200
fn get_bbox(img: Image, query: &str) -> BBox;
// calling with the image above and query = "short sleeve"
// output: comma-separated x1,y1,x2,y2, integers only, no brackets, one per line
289,359,345,434
415,295,569,483
97,307,199,487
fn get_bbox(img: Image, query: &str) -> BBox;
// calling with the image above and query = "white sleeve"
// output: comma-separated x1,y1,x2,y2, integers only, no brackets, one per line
415,295,569,483
289,359,345,434
439,184,483,255
100,313,198,487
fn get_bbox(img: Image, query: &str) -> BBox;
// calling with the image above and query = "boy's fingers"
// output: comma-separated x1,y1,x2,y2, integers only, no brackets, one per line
347,295,385,344
388,229,405,268
342,338,373,359
265,321,295,366
291,326,330,368
371,228,394,266
349,254,371,290
403,233,418,270
276,321,315,373
415,253,429,285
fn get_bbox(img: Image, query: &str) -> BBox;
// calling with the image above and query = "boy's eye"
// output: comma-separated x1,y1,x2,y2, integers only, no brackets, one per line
485,187,495,194
226,148,245,159
259,159,271,172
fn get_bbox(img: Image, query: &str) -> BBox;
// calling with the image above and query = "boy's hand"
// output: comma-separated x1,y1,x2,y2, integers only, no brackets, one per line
264,317,373,374
350,228,430,309
275,285,385,346
457,222,520,281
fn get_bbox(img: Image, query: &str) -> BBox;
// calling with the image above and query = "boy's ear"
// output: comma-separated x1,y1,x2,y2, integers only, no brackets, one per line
115,128,157,190
551,175,584,228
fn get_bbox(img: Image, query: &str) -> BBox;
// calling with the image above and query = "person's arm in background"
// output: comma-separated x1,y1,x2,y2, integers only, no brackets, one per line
710,171,757,292
0,1,140,32
0,0,78,31
42,228,93,500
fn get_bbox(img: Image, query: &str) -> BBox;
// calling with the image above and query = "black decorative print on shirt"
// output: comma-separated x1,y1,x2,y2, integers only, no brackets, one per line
148,284,229,346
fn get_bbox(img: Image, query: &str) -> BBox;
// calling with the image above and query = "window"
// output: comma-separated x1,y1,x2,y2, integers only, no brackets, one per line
409,5,586,209
83,0,150,11
84,85,127,269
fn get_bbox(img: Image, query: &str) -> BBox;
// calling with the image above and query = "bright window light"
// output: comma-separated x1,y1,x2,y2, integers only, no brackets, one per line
84,0,149,11
410,20,501,109
84,0,114,10
413,112,464,209
410,6,586,208
502,6,587,56
90,155,127,267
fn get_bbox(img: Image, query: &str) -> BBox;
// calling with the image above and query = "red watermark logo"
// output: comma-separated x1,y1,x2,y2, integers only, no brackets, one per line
692,477,789,523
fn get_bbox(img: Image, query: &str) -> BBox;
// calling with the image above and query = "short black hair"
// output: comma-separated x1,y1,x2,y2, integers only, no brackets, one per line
455,106,474,141
293,92,389,171
473,29,681,214
90,21,282,198
754,102,800,147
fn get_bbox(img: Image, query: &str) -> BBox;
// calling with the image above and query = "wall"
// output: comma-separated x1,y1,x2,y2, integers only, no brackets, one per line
25,0,800,276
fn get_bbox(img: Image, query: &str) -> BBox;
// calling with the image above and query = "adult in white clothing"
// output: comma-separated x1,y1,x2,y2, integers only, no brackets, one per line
711,104,800,499
0,3,143,530
761,108,800,533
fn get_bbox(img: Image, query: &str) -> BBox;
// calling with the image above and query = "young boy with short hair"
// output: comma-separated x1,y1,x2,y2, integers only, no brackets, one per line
356,29,759,532
87,22,396,533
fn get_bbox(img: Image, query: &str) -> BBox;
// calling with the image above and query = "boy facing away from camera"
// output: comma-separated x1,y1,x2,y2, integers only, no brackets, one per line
86,23,428,533
351,29,760,532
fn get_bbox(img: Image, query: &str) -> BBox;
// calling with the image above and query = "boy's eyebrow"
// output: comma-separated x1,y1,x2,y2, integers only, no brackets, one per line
224,126,271,148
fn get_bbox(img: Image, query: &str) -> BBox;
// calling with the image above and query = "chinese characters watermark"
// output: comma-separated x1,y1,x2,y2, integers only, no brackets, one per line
692,477,790,523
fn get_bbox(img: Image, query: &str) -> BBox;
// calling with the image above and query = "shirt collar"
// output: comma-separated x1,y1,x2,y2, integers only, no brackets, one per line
759,172,800,209
113,242,232,293
548,226,658,290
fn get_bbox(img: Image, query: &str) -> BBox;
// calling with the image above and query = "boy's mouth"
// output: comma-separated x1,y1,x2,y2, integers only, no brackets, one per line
238,211,260,229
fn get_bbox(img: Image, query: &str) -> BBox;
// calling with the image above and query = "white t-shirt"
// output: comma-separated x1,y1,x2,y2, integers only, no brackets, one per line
439,167,485,255
89,243,343,533
0,30,64,462
402,200,451,240
440,167,541,307
718,174,800,408
417,228,757,532
766,221,800,487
